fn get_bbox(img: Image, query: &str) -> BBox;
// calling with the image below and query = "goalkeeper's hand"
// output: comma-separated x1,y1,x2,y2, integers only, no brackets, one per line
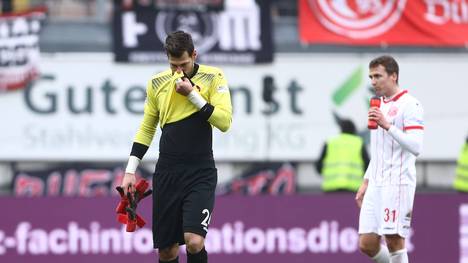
121,172,136,195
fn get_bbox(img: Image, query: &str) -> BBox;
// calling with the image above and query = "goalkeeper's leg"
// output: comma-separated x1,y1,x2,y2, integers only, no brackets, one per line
185,233,207,263
159,243,179,263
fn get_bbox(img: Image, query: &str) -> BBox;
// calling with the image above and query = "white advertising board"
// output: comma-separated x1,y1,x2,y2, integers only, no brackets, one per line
0,53,466,161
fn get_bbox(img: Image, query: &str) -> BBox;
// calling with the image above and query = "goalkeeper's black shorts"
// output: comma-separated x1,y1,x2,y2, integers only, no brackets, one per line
152,156,217,250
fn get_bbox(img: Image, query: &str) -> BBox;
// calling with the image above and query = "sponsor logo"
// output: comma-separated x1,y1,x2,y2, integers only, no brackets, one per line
309,0,407,39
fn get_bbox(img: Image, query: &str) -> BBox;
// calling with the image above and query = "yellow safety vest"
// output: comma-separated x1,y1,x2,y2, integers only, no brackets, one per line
322,134,365,192
454,143,468,192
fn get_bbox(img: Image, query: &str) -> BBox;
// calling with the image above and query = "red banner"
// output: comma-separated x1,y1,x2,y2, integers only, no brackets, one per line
299,0,468,46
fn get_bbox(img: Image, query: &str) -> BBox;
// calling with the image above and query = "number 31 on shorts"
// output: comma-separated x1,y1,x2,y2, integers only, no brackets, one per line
384,208,397,222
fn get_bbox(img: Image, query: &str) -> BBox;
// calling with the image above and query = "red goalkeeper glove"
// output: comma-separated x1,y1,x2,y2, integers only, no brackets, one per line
115,179,152,232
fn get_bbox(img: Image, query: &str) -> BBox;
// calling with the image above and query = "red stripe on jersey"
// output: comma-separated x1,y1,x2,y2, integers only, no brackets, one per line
397,151,403,232
383,90,408,103
404,126,424,130
389,139,394,183
380,128,385,180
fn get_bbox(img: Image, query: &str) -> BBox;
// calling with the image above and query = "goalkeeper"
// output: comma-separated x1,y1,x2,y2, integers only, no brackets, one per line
120,31,232,263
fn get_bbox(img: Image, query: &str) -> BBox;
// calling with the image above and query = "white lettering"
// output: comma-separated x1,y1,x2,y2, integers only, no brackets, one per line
132,229,153,254
266,228,287,253
0,231,5,255
244,228,265,253
12,18,29,35
122,228,133,253
221,223,235,253
1,220,414,255
205,228,222,253
0,23,8,38
122,12,148,47
15,222,30,254
233,221,244,253
4,222,156,255
425,0,468,24
307,221,328,253
329,221,339,252
339,227,358,253
287,228,307,253
29,229,48,254
68,222,90,254
218,0,261,51
100,229,121,253
48,229,67,254
90,222,100,253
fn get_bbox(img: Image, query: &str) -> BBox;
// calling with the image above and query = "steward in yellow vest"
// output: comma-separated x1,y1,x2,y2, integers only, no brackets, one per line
454,137,468,192
316,119,369,192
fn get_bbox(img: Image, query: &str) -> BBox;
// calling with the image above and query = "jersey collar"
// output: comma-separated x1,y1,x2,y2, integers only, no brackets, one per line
186,63,199,79
383,90,407,103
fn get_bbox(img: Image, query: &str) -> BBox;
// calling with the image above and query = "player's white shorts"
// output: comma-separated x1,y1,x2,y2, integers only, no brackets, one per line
358,184,415,238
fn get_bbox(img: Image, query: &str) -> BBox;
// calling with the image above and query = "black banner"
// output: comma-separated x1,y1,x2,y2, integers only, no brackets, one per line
153,0,224,11
114,0,225,12
112,0,273,64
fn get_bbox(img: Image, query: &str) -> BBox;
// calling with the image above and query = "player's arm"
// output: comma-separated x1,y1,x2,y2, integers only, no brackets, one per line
122,79,159,193
363,158,372,180
355,178,368,208
356,156,373,207
183,69,232,132
387,101,424,156
206,70,232,132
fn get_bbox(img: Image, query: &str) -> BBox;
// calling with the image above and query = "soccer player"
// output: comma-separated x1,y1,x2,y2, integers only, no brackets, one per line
355,55,424,263
120,31,232,263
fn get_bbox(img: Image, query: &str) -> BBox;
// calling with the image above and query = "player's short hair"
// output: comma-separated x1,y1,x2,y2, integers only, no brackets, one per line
369,55,399,83
164,31,195,58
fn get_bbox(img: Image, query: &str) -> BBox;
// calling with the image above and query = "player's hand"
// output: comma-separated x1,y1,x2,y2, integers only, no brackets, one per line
121,173,136,195
175,77,193,96
368,107,391,130
355,182,368,208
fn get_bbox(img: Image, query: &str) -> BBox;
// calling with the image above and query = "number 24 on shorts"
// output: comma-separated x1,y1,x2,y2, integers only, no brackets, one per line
201,209,212,232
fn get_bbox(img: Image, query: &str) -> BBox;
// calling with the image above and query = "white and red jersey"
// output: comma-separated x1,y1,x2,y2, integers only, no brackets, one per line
365,90,424,186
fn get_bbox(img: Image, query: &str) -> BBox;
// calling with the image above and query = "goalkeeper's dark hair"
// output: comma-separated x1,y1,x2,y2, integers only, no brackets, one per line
164,31,194,58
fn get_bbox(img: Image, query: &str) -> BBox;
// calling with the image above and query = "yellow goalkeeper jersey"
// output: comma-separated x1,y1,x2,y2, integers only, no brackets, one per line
133,64,232,153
